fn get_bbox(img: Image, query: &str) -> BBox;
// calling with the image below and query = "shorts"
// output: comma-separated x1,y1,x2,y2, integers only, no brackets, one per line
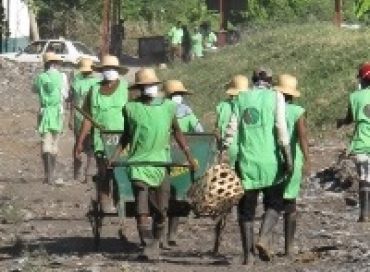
355,154,370,183
132,180,170,223
42,132,60,155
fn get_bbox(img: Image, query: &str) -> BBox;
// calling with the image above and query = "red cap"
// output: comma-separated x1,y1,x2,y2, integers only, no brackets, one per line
359,63,370,79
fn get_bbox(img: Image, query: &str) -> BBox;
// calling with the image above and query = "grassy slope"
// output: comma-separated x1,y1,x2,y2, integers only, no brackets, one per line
158,23,370,133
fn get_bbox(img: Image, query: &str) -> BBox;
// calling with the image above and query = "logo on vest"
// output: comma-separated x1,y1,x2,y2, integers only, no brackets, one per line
364,104,370,118
243,108,259,125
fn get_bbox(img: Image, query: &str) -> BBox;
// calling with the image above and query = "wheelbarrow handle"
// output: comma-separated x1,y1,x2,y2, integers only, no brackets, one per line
110,161,192,168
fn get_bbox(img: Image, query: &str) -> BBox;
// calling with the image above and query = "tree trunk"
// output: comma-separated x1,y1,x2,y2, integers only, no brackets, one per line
29,7,39,41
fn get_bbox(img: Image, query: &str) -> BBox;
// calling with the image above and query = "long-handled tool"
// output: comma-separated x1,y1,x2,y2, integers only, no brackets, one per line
73,104,105,130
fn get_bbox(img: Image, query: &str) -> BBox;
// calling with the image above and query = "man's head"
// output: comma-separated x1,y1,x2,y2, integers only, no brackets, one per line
43,52,63,70
78,58,93,77
95,55,127,82
358,63,370,89
130,68,162,100
252,67,273,88
176,21,182,28
163,80,192,104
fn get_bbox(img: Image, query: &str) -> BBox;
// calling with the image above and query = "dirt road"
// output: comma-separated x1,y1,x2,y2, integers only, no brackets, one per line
0,60,369,272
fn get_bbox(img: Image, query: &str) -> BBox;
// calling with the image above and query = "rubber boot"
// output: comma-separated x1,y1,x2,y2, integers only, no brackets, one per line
167,217,179,246
74,157,83,181
137,224,155,260
42,153,53,184
255,209,280,261
239,221,254,265
50,154,56,182
359,181,370,222
284,212,297,256
139,223,161,260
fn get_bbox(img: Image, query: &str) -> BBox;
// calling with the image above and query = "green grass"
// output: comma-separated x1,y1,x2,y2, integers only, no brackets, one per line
158,23,370,134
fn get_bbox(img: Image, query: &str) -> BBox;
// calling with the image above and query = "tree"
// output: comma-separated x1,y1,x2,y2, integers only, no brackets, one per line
355,0,370,18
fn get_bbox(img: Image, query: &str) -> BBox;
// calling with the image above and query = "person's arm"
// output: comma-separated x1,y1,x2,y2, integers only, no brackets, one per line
172,117,197,170
297,115,310,176
68,88,75,130
110,110,130,165
75,91,92,159
337,104,353,128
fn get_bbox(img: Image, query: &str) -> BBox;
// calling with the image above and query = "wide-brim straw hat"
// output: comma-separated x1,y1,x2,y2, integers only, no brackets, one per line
129,68,161,89
77,57,93,73
163,80,193,95
225,74,248,96
93,55,128,75
43,52,63,63
274,74,301,97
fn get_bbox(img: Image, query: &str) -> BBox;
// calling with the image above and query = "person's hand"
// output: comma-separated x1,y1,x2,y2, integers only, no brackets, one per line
75,143,83,160
187,157,198,172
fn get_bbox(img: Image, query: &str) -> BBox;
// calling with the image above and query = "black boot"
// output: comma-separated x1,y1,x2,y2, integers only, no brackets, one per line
142,223,163,260
137,224,157,260
42,153,53,184
167,217,179,246
359,181,370,222
284,212,297,256
239,221,254,265
50,154,56,182
256,209,279,261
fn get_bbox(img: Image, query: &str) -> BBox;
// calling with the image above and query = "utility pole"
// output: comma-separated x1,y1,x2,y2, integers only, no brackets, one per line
334,0,342,27
100,0,111,57
218,0,227,47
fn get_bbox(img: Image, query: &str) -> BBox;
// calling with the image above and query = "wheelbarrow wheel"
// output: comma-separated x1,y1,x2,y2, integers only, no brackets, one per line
88,199,103,250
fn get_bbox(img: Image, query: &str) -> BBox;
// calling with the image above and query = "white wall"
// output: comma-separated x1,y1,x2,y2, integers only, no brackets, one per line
2,0,30,39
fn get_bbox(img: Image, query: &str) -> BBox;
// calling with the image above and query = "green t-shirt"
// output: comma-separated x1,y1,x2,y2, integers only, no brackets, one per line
284,103,305,199
216,99,238,167
234,88,283,189
124,98,176,187
90,80,128,152
34,70,64,134
205,32,217,48
350,88,370,154
72,72,100,134
191,32,203,57
168,26,184,45
178,113,201,132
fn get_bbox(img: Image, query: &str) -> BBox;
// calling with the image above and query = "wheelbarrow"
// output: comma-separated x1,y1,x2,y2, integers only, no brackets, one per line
87,130,217,249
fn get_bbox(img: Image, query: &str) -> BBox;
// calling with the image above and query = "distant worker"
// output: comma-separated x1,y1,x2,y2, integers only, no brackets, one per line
163,79,203,247
204,30,218,50
118,68,197,260
191,27,204,59
181,25,192,62
168,21,184,62
69,58,100,183
75,55,128,212
33,52,68,184
275,74,310,256
337,63,370,222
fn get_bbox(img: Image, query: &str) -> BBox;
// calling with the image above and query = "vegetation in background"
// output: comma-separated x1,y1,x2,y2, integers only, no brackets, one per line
158,23,369,133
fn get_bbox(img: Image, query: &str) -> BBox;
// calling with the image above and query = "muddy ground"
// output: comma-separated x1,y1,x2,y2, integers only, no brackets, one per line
0,60,369,271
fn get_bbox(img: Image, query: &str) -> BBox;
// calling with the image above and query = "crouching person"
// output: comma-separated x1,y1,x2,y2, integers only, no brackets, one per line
120,68,197,260
275,74,310,256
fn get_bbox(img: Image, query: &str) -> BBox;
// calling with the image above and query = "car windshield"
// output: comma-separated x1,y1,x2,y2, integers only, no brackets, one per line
73,42,94,55
23,41,47,54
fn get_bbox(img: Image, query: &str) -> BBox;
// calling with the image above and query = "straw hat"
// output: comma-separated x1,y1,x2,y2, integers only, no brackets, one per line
274,74,300,97
163,80,193,95
77,58,93,73
43,52,63,63
93,55,128,75
129,68,161,89
225,75,248,96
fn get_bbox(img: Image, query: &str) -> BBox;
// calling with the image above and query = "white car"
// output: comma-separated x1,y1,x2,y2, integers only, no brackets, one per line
0,39,99,64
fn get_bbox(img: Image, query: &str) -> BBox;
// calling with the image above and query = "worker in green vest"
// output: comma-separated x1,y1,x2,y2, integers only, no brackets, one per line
275,74,310,256
337,63,370,222
168,21,184,62
204,30,218,50
75,55,128,212
69,58,100,183
33,52,68,184
231,76,292,265
191,27,204,59
216,75,249,168
118,68,197,260
162,79,203,246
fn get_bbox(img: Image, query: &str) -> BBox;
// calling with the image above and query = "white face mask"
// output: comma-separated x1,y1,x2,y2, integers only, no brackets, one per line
102,69,119,81
143,85,159,97
171,95,183,104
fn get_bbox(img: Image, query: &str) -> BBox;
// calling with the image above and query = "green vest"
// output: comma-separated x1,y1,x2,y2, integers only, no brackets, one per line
191,33,203,57
91,80,128,152
34,70,64,134
216,99,238,167
205,32,217,48
124,98,176,187
72,73,100,134
168,26,183,45
178,113,200,132
235,88,283,190
283,104,305,199
350,89,370,154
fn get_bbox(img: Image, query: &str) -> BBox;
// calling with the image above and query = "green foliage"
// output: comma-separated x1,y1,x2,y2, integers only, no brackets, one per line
158,23,370,132
355,0,370,18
